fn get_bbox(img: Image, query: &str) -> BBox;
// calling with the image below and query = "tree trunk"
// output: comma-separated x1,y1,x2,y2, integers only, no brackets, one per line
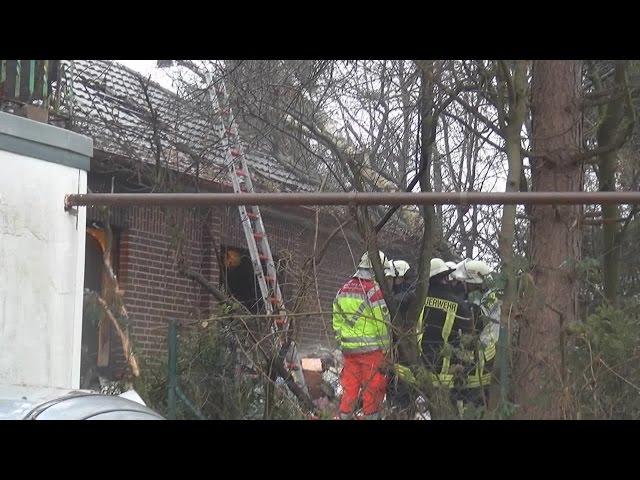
596,62,628,306
399,60,412,191
600,153,620,305
413,61,438,317
433,146,444,228
513,61,582,419
495,60,529,407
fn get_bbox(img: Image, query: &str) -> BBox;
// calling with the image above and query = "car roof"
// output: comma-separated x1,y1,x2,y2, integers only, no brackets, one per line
0,385,163,420
27,393,164,420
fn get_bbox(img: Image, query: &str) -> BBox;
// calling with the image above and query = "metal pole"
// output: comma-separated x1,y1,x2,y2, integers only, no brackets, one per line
167,319,177,420
65,191,640,209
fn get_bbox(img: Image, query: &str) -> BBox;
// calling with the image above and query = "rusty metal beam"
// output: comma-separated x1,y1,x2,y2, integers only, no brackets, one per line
65,191,640,209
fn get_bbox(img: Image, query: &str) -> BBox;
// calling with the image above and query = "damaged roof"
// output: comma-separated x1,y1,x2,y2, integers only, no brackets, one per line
57,60,319,192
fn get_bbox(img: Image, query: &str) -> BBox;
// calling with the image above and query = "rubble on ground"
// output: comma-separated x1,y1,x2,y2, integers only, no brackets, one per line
295,346,344,417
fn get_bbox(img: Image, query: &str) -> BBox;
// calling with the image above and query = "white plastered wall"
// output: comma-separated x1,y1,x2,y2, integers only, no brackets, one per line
0,150,86,389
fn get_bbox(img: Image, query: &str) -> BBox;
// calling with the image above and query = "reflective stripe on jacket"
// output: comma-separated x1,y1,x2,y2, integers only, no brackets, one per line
333,277,390,353
417,284,491,389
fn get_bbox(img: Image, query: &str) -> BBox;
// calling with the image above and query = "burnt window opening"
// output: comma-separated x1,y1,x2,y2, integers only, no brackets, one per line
219,246,288,315
81,222,120,390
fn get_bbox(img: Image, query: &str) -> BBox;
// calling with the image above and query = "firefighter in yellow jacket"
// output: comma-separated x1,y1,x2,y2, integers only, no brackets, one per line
332,251,391,420
417,258,477,416
449,259,497,410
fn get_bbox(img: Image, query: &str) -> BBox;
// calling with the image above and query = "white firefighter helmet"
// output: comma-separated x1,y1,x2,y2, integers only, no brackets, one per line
358,251,390,270
385,260,411,278
452,259,491,284
429,258,454,278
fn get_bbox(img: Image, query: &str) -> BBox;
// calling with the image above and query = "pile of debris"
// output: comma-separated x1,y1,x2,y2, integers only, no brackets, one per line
301,346,431,420
298,347,343,416
297,346,432,420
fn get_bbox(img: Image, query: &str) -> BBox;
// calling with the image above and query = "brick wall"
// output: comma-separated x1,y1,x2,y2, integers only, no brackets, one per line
86,172,415,370
118,211,206,358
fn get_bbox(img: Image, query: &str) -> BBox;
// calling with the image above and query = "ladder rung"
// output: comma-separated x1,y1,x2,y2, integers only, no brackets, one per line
264,275,275,283
235,169,247,177
246,212,258,220
253,232,264,240
259,254,269,261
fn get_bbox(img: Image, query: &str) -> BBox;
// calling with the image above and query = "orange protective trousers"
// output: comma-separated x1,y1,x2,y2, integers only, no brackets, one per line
339,350,388,415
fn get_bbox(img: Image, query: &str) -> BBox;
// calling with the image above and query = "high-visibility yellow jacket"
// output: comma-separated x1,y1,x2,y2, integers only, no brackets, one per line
417,284,491,389
332,276,390,354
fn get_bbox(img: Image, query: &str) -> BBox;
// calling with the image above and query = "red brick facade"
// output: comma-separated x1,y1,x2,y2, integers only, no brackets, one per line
86,178,375,369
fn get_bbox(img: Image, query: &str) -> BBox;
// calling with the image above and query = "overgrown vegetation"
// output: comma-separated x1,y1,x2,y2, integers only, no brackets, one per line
565,256,640,420
135,316,305,420
568,301,640,419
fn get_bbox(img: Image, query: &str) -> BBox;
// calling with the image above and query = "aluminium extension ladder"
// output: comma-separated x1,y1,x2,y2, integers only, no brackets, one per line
205,66,308,394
